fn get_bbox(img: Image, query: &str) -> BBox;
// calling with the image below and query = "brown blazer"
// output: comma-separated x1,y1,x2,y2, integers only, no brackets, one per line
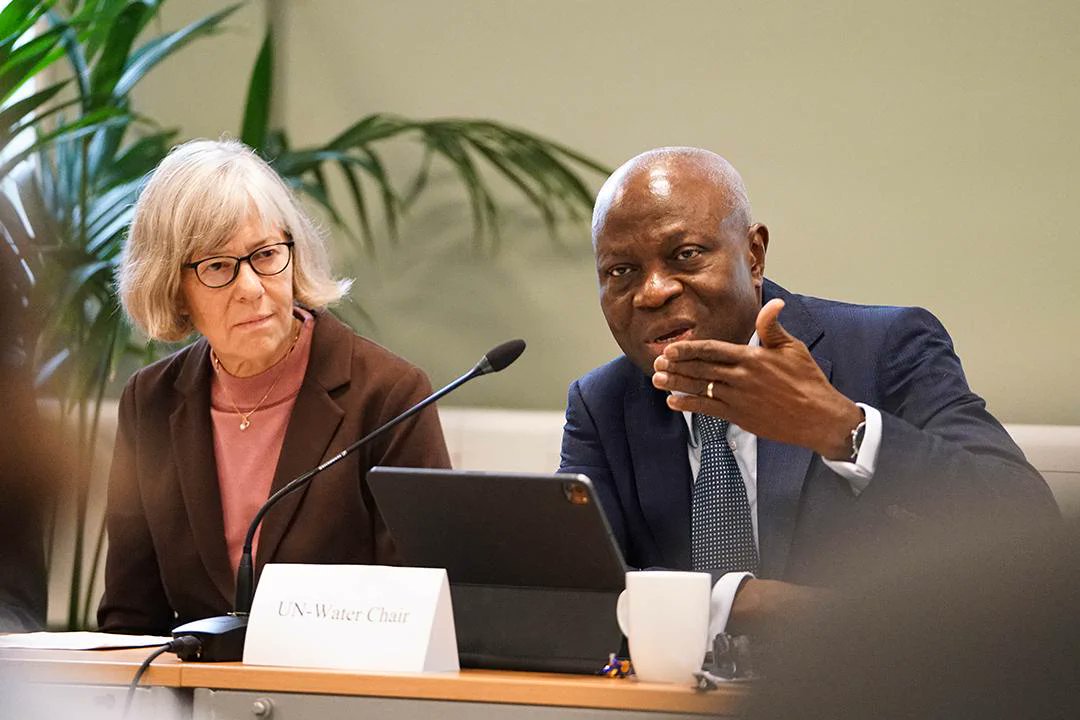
98,310,451,634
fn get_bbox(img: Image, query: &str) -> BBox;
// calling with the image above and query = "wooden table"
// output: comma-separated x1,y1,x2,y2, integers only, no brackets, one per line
1,648,745,719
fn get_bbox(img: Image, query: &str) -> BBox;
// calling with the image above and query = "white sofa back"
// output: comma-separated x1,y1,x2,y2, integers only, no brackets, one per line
438,407,1080,518
1002,424,1080,518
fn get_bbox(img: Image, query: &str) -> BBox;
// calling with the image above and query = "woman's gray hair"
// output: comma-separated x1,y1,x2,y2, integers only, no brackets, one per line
117,138,352,341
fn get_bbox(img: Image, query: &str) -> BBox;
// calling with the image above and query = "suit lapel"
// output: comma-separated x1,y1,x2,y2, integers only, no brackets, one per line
170,339,235,605
253,310,349,573
626,373,693,569
755,281,831,579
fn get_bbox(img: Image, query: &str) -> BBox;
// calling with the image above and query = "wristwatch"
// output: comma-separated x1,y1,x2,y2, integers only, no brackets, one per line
849,413,867,461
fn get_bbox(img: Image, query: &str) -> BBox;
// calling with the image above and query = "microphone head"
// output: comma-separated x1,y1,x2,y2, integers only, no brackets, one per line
478,339,526,374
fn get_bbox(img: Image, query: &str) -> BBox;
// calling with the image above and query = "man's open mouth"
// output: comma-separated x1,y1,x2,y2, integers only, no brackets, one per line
647,327,694,347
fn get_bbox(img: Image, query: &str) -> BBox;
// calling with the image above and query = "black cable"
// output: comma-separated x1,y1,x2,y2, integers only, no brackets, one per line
123,635,202,719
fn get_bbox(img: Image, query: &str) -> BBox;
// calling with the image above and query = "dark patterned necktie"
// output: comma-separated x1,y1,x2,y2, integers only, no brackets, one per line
691,414,759,574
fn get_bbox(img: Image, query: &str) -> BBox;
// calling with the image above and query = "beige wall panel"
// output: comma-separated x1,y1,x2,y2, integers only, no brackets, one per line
137,1,1079,423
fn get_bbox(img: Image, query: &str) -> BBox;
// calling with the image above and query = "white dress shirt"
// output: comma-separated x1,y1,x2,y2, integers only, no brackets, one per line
678,333,883,637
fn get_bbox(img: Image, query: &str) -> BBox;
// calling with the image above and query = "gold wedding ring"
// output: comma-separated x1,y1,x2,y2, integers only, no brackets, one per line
705,381,715,399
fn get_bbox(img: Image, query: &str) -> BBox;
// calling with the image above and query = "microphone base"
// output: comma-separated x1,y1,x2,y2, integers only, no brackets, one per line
171,613,248,662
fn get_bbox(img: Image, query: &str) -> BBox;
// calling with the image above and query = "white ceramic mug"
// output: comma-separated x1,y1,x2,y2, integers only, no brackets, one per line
616,570,712,684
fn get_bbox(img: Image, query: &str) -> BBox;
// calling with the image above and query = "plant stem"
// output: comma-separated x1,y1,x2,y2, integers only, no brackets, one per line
66,135,92,630
79,320,118,628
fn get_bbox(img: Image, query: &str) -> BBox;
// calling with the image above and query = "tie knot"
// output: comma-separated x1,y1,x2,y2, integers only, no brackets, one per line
693,413,730,445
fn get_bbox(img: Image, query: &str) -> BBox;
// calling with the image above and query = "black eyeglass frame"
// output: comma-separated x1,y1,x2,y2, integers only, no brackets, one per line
183,240,296,289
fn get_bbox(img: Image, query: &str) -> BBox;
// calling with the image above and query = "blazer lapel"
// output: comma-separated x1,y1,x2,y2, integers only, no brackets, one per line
626,374,693,569
755,281,831,579
253,311,349,573
170,339,235,605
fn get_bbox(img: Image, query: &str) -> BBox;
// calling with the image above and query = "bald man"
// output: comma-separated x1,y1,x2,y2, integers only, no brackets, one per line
559,147,1057,636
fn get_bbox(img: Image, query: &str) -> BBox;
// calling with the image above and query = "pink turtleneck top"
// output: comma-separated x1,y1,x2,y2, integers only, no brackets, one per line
210,307,314,574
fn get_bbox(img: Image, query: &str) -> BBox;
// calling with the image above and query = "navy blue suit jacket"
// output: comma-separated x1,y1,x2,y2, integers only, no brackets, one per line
559,281,1057,584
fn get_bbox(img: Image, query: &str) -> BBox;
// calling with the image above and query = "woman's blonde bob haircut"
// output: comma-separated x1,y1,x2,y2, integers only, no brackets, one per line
118,138,352,341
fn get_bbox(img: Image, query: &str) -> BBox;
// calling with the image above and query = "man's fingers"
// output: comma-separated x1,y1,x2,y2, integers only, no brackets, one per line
653,361,743,388
666,390,734,417
653,370,728,396
659,338,749,364
756,298,794,348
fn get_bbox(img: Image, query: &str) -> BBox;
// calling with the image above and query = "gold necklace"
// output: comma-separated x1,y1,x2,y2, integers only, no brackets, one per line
211,320,302,431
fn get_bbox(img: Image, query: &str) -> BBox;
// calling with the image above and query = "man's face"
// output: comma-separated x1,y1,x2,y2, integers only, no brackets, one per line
594,162,767,375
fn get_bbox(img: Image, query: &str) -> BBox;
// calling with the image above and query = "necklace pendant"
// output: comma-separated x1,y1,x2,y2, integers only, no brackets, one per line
239,418,251,431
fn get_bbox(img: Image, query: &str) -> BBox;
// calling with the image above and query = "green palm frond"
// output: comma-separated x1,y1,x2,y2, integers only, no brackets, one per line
262,115,609,252
241,29,610,253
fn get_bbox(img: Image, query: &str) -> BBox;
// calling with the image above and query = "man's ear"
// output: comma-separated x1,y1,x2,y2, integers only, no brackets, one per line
748,223,769,282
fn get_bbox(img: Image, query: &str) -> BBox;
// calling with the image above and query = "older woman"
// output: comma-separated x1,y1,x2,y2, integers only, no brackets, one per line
98,139,450,635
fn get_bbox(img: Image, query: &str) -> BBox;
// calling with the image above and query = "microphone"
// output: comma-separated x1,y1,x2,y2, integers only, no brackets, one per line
475,338,526,375
170,339,526,661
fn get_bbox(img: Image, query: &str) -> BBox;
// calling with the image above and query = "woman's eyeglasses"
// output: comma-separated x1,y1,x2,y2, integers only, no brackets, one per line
183,241,295,289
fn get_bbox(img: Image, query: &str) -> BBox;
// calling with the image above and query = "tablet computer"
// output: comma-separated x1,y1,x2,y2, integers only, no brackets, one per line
367,468,626,590
367,467,628,673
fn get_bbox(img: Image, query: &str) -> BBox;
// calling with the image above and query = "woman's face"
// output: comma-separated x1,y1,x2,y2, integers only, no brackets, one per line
181,217,297,376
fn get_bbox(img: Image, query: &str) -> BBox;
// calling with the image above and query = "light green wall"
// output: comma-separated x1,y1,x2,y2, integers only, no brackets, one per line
138,0,1080,424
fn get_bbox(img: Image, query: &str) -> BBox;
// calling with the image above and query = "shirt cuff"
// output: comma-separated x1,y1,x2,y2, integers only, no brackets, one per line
709,571,754,638
820,403,882,495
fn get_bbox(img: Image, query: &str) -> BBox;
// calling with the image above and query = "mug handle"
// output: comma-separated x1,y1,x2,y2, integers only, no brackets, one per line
615,589,630,636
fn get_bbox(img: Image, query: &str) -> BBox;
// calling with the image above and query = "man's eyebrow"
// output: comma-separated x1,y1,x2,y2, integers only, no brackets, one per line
659,229,690,243
595,246,633,265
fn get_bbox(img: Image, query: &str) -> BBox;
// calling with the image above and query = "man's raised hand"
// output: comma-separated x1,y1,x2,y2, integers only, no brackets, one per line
653,299,862,459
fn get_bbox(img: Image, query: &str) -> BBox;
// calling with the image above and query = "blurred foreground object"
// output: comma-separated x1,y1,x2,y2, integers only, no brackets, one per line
748,518,1080,720
0,191,49,631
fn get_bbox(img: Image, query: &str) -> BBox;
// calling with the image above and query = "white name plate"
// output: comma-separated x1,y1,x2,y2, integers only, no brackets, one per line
243,564,459,673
